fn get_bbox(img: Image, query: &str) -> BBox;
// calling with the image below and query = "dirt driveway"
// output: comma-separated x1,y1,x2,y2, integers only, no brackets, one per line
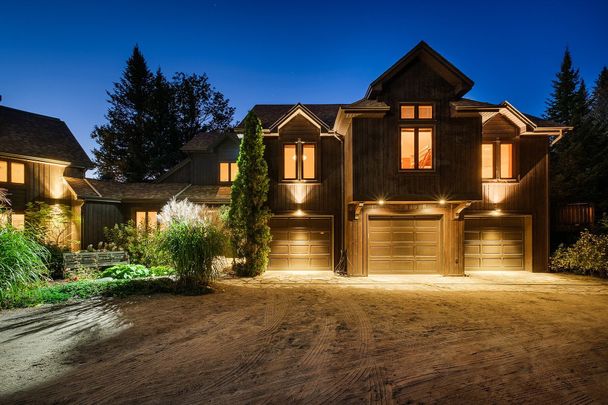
1,271,608,404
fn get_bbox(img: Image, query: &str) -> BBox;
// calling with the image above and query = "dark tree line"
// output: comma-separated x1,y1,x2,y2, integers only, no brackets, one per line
545,49,608,216
92,46,235,182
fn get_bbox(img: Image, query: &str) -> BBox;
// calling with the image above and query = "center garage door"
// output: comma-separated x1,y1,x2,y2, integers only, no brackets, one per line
464,217,525,271
268,217,333,270
367,216,441,274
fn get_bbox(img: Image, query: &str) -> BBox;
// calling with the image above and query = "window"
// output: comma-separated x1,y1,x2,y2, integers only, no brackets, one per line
283,143,316,181
400,128,434,170
482,141,515,180
0,160,25,184
219,162,238,183
136,211,158,231
400,104,434,120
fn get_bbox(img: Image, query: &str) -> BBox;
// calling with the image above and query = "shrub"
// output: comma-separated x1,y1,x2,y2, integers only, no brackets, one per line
550,230,608,277
160,221,225,290
149,265,175,276
104,221,170,267
101,264,151,279
0,226,49,294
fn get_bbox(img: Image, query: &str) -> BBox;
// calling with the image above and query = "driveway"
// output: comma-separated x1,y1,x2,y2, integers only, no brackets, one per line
1,272,607,404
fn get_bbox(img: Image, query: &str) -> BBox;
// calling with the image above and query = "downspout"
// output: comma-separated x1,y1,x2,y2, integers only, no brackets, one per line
332,132,345,273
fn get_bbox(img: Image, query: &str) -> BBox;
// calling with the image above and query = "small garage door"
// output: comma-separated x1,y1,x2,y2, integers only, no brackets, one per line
464,217,525,271
367,217,441,274
268,217,332,270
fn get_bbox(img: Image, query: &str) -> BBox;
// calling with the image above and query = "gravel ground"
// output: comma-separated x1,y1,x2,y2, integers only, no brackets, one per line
1,271,607,404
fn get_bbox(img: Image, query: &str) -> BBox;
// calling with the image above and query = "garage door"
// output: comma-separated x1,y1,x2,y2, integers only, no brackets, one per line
268,217,332,270
367,217,441,274
464,217,525,271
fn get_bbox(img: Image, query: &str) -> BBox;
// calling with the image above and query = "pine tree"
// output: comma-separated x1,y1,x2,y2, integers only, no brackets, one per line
228,112,271,276
588,68,608,214
148,69,178,178
546,48,582,124
92,45,155,181
590,67,608,134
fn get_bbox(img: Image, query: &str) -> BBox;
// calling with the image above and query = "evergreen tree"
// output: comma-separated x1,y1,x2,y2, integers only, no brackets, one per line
588,68,608,214
546,48,582,124
590,67,608,134
228,112,271,276
92,45,155,181
148,69,178,178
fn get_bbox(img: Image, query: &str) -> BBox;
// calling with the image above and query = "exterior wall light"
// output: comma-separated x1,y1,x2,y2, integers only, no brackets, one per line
295,209,304,216
491,208,502,216
438,199,446,205
378,199,385,206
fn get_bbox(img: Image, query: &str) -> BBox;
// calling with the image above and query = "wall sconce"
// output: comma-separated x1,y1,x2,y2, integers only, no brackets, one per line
438,199,446,205
377,199,385,206
295,209,304,217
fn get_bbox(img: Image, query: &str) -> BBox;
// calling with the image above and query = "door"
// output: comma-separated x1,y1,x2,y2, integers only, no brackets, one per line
268,217,333,270
464,217,525,271
367,216,441,274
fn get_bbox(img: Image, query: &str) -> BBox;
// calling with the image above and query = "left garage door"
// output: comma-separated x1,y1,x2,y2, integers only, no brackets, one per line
268,217,332,270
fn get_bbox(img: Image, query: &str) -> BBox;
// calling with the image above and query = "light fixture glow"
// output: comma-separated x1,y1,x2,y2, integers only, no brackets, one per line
491,208,502,216
295,209,304,216
378,199,385,206
438,199,446,205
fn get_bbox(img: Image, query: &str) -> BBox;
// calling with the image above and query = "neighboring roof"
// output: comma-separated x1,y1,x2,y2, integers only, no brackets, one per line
366,41,474,99
0,105,93,168
451,98,500,108
178,185,231,204
65,177,189,201
240,104,344,130
523,113,565,128
181,132,239,152
344,99,390,110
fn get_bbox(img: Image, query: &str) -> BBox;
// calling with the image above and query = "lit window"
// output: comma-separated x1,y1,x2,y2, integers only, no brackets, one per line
482,141,514,180
482,144,494,178
219,162,238,183
283,144,297,180
400,128,434,170
500,144,513,178
10,163,25,184
302,144,316,179
0,161,7,182
400,104,433,120
136,211,158,231
11,213,25,230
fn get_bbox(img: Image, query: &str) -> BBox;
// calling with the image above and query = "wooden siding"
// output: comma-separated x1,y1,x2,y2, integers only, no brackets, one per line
189,138,240,185
81,201,124,249
351,58,482,202
483,114,519,138
553,203,595,231
469,137,550,272
161,161,191,183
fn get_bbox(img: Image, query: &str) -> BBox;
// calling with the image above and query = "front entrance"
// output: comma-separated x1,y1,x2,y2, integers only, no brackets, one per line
268,216,333,270
367,216,441,274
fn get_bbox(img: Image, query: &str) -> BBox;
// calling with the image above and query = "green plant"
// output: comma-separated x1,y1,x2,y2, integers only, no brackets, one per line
550,230,608,277
160,221,225,290
0,225,49,295
101,264,151,280
103,221,170,267
228,112,271,277
149,265,175,276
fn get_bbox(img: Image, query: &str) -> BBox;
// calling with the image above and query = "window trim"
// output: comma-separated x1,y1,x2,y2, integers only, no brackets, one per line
219,161,238,184
482,138,518,182
398,125,436,172
281,141,319,182
135,210,159,231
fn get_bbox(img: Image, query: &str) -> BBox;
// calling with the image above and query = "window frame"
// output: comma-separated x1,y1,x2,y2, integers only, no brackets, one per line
398,125,436,172
0,158,26,185
135,210,159,231
281,141,319,182
481,138,518,182
399,102,435,120
218,161,238,184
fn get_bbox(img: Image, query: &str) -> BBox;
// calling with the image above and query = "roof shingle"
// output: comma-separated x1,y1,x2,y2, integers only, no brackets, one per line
241,104,344,129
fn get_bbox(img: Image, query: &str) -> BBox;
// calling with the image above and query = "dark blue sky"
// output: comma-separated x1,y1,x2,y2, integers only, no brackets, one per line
1,0,607,159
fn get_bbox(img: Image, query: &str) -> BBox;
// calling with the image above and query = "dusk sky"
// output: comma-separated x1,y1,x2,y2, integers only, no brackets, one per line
2,0,607,162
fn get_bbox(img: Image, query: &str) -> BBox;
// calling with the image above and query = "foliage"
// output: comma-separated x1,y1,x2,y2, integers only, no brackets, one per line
0,226,49,295
103,221,170,267
550,230,608,277
101,264,151,279
158,197,205,225
0,188,9,210
0,278,178,309
91,45,235,182
546,50,608,217
159,220,225,290
149,265,175,277
228,112,271,277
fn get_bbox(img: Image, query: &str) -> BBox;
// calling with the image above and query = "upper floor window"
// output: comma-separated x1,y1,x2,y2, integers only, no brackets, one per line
482,140,515,180
0,160,25,184
283,142,316,181
219,162,238,183
136,211,158,231
400,128,434,170
400,104,434,120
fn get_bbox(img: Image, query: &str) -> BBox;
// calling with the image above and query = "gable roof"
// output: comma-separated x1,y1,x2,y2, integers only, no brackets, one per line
0,105,93,168
181,132,239,152
239,104,344,130
365,41,474,99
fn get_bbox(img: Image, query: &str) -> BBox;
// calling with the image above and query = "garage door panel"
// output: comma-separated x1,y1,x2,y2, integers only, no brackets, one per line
268,217,332,271
465,217,525,271
368,217,440,274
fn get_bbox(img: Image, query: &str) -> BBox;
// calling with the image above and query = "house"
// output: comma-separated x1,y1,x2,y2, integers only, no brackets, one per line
0,41,571,275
